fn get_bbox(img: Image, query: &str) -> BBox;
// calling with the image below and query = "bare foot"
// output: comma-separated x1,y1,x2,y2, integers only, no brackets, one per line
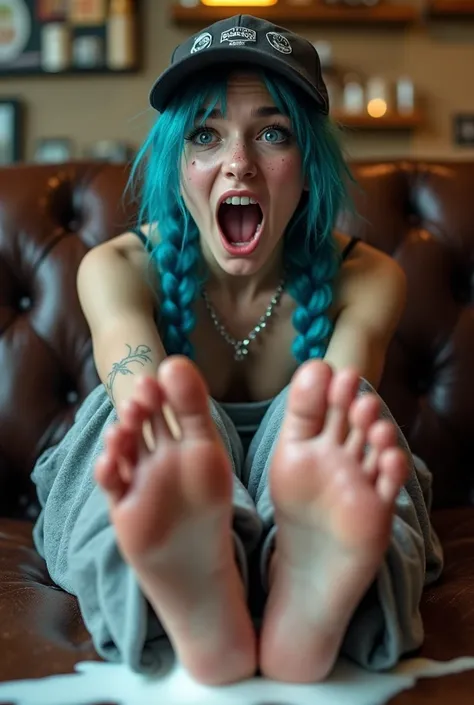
259,361,408,683
94,356,256,685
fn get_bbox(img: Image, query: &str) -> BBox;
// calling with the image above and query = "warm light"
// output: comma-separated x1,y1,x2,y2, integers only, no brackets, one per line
367,98,388,118
201,0,277,6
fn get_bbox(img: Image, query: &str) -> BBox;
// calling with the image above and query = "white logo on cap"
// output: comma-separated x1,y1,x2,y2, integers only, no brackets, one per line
220,27,256,47
266,32,292,55
191,32,212,54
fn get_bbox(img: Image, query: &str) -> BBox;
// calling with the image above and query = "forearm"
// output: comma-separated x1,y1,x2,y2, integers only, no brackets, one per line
324,335,386,389
92,320,166,417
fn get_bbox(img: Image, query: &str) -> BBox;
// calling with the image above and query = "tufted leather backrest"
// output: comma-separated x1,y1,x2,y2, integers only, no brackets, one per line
0,163,135,519
0,160,473,520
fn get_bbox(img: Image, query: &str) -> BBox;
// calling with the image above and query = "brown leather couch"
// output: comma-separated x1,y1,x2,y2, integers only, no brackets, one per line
1,160,474,703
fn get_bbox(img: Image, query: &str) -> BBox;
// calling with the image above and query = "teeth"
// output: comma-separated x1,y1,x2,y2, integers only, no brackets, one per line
224,196,258,206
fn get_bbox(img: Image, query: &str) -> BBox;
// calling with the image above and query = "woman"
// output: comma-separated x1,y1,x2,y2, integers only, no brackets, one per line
31,15,443,688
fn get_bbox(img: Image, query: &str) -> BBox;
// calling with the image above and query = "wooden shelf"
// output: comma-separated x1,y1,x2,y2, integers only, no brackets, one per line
332,111,424,130
171,3,419,27
427,1,474,18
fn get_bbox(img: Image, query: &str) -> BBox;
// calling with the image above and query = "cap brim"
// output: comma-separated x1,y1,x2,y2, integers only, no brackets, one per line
149,47,328,115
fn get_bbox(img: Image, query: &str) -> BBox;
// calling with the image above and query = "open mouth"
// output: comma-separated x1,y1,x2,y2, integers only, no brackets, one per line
217,196,264,253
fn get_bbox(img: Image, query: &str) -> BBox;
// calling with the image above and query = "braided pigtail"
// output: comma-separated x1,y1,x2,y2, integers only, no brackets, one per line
153,206,201,358
261,70,354,364
128,75,227,358
286,237,340,363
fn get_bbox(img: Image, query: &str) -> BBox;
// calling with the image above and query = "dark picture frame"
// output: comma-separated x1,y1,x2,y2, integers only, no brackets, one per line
0,99,23,164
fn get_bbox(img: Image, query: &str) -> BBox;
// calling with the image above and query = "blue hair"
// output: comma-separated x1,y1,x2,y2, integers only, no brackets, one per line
128,66,354,363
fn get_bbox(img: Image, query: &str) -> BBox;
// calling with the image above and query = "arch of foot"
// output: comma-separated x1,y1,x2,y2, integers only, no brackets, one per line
339,161,474,510
0,162,134,520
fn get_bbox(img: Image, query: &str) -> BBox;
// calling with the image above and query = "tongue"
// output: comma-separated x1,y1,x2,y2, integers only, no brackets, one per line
220,204,261,243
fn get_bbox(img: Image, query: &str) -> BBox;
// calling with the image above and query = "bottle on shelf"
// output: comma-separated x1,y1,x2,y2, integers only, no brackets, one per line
396,77,415,115
106,0,136,71
342,73,365,115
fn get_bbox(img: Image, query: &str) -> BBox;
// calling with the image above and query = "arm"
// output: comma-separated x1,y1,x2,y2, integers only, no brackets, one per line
77,234,166,419
325,249,407,389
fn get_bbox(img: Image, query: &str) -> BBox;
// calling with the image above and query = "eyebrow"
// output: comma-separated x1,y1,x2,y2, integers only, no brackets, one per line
196,106,284,121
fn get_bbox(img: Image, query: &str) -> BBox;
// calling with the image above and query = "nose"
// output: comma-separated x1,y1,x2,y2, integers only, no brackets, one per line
222,141,257,180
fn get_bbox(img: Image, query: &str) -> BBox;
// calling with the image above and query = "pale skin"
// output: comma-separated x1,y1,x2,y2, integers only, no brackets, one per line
79,74,409,684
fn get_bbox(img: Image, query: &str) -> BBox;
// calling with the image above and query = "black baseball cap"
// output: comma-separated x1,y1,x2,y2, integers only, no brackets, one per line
149,14,329,115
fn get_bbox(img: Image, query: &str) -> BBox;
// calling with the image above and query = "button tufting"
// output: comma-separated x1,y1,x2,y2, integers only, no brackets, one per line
66,390,79,404
18,296,31,311
416,375,432,395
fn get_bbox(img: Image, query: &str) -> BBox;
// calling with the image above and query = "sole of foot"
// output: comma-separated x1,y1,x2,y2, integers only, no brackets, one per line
260,360,408,683
95,356,257,684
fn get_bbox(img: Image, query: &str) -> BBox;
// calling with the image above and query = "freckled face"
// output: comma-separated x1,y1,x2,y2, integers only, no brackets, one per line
180,73,305,278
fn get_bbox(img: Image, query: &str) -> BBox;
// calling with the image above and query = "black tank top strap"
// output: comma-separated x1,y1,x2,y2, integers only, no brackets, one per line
341,236,360,261
130,227,151,251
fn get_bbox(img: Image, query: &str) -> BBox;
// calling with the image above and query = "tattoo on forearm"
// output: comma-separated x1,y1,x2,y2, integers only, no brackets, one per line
106,344,152,406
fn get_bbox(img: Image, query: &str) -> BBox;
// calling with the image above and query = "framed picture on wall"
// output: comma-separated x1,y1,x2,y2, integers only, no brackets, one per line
0,100,22,164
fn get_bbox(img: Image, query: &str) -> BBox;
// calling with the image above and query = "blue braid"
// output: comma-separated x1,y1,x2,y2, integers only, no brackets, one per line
154,207,201,357
286,240,340,363
263,77,352,363
128,83,226,359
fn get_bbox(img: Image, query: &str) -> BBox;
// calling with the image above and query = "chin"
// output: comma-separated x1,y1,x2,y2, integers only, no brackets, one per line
216,255,263,279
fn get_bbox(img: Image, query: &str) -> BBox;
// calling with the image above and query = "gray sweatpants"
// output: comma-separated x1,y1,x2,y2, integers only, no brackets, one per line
31,378,443,675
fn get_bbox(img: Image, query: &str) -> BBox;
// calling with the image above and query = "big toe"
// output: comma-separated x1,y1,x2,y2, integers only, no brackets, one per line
158,356,216,441
280,360,333,442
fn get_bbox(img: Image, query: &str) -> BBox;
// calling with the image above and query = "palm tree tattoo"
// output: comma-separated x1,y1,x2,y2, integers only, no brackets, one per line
106,344,152,405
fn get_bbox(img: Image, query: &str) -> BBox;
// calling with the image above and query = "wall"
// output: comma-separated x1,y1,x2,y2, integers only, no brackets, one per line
1,0,474,162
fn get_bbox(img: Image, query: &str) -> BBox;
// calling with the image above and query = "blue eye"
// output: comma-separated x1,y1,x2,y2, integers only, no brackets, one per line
260,125,293,144
186,127,216,146
196,130,214,145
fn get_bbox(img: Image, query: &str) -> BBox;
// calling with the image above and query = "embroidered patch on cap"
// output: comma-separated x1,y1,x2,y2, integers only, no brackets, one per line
220,27,256,46
191,32,213,53
266,32,292,55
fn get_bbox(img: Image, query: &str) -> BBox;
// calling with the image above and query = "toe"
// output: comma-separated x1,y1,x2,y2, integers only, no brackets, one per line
119,399,153,454
133,375,175,441
363,420,398,482
345,394,381,461
119,398,150,432
95,454,127,504
158,356,217,442
376,448,408,505
324,368,361,443
279,360,333,442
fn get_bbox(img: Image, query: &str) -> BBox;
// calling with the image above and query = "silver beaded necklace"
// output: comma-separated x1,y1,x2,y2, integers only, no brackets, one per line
201,276,286,361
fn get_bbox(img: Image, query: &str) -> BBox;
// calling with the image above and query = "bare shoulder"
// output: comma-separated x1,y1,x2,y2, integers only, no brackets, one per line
334,232,407,325
101,222,160,265
77,223,161,312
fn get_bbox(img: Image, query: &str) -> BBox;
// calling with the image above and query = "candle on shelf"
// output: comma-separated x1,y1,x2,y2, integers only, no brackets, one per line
365,76,390,118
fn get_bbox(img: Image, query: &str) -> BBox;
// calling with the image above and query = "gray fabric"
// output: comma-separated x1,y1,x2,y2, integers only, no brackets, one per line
31,376,443,676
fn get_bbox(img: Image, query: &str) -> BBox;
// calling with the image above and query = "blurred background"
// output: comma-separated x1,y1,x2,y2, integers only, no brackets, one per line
0,0,473,165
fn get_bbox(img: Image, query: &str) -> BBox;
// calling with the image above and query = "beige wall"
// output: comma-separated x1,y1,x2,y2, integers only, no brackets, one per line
2,0,474,162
